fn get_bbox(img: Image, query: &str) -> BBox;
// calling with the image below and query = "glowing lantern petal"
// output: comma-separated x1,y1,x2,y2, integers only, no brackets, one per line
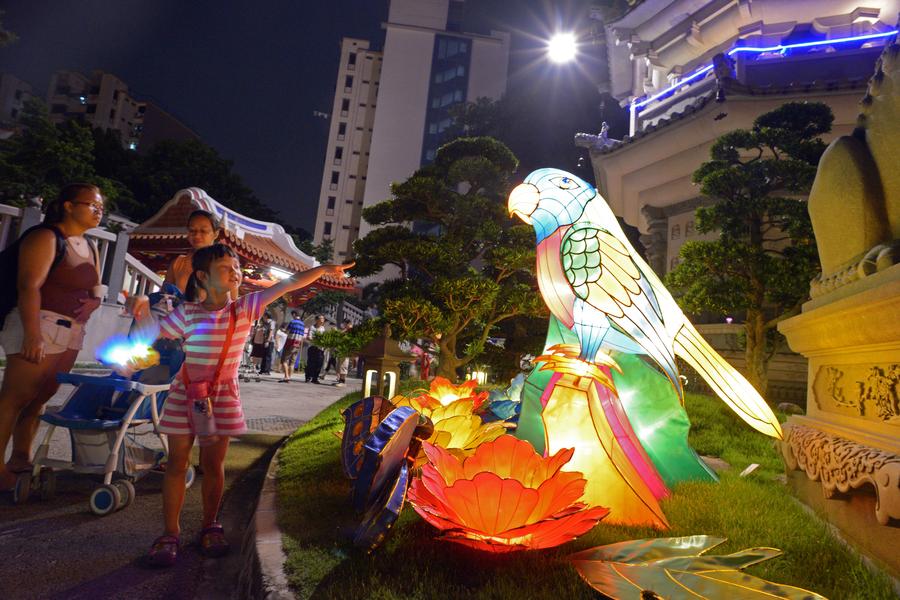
408,436,609,552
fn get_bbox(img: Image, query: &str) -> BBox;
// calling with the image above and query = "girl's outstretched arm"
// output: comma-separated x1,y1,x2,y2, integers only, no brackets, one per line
257,262,354,308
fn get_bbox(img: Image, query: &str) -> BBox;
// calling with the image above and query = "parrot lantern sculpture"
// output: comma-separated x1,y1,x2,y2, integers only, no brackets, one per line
508,168,782,441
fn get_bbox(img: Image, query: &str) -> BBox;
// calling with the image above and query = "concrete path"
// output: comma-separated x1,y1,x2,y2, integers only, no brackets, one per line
0,367,357,600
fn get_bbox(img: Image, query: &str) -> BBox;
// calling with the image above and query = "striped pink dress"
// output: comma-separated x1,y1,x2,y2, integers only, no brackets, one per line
157,292,265,437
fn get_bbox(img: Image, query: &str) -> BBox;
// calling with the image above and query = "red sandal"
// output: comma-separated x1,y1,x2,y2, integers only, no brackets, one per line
198,524,229,558
146,535,180,567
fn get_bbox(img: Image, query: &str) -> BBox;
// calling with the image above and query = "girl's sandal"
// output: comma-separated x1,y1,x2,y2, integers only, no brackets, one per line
146,535,180,567
199,524,229,558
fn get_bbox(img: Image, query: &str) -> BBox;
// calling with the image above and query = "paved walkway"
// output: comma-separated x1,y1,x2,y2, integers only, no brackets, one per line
0,368,357,600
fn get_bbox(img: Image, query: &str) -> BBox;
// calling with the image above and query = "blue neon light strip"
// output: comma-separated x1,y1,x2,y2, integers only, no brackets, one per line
631,29,898,112
213,206,269,231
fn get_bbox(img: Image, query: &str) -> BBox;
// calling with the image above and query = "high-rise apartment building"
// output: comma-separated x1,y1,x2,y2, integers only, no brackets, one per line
0,73,33,131
312,38,383,260
313,0,511,261
46,70,197,152
48,71,146,149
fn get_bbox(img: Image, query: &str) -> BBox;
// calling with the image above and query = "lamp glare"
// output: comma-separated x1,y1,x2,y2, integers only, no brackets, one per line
547,33,577,63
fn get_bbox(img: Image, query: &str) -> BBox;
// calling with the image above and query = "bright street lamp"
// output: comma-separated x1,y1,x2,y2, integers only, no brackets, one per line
547,32,577,63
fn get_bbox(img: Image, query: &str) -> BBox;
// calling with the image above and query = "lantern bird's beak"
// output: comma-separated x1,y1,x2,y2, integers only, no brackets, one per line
508,183,539,224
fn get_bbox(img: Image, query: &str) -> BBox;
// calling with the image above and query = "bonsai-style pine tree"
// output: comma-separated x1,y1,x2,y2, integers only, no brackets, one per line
353,137,546,379
666,102,832,395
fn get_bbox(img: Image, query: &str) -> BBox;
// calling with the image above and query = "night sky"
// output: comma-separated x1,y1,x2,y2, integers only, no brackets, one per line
0,1,622,233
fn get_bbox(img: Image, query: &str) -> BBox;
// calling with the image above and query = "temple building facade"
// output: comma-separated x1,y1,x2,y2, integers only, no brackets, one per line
577,0,899,401
580,0,899,277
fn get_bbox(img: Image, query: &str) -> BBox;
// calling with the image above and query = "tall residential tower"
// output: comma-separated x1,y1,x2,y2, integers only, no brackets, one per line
312,38,383,260
313,0,510,260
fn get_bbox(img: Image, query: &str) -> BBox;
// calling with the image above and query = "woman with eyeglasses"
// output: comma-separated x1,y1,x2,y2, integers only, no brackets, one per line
0,183,103,492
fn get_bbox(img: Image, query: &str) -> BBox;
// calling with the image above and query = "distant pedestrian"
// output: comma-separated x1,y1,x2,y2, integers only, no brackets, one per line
254,312,275,375
279,310,305,382
304,314,326,384
336,319,353,387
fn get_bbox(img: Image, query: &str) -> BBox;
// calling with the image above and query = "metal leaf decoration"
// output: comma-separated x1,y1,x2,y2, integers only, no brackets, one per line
570,536,827,599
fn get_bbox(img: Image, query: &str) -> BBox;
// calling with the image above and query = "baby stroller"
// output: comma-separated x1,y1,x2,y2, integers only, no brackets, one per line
12,286,195,516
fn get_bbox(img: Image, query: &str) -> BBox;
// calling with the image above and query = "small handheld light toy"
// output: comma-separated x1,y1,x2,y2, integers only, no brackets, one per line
97,335,160,372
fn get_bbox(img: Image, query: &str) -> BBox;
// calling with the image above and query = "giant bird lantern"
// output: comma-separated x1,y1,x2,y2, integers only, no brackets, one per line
508,168,783,528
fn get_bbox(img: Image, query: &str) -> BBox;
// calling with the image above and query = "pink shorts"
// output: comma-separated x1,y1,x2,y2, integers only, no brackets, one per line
158,379,248,438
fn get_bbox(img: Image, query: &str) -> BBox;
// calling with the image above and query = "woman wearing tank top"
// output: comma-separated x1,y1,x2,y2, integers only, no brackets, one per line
0,184,103,492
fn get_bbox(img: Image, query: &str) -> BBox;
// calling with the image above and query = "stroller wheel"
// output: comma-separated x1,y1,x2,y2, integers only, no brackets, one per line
12,472,32,504
89,484,121,516
185,465,197,489
113,480,135,509
38,468,56,501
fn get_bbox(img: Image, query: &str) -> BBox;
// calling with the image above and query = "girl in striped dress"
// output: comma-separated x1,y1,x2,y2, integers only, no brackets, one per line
136,243,352,566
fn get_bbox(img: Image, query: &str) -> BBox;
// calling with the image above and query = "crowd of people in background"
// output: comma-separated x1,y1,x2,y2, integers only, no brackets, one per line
244,311,356,386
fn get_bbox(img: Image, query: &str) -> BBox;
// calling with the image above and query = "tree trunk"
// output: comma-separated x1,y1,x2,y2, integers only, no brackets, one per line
743,309,769,396
434,336,464,380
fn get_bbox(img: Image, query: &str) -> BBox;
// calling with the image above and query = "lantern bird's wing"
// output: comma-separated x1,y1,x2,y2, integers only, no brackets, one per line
673,323,783,439
561,224,681,397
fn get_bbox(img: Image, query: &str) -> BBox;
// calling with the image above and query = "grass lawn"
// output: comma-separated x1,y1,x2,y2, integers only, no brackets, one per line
277,384,897,599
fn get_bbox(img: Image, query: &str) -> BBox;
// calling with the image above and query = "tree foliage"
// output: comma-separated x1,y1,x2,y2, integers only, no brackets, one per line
0,98,133,209
354,136,546,379
0,98,284,229
665,102,831,394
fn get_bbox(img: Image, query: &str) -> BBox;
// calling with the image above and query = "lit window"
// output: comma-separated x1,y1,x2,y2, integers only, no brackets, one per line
128,141,137,151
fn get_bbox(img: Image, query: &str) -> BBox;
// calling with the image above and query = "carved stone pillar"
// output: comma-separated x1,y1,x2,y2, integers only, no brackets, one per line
640,204,667,278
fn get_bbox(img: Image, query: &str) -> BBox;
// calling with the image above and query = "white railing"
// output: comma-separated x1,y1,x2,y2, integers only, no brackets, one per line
85,227,117,284
0,204,22,250
122,253,163,299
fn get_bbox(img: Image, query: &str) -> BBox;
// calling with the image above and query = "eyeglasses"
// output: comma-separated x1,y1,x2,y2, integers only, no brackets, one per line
73,202,105,214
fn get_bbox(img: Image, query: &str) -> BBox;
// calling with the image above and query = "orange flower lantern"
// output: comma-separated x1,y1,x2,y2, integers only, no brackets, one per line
408,435,609,552
392,377,504,463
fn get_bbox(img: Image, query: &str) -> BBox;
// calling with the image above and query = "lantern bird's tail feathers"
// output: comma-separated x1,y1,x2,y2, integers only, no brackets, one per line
673,323,783,440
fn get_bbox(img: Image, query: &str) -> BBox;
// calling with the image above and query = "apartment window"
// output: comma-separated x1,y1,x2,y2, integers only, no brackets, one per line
344,75,353,91
345,199,353,204
330,171,339,190
342,225,350,230
337,122,347,140
348,53,357,69
333,146,343,165
323,222,332,236
326,196,336,210
110,109,116,120
341,98,350,116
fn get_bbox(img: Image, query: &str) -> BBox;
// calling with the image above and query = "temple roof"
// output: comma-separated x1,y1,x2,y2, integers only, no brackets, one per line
128,188,356,301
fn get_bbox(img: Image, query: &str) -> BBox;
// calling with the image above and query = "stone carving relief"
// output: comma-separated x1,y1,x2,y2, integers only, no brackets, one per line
781,424,900,525
813,364,900,424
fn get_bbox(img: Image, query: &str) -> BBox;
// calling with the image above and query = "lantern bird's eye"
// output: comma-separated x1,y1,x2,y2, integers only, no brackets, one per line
551,176,580,190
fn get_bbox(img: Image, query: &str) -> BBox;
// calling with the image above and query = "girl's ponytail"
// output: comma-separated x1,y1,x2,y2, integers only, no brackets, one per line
185,272,201,302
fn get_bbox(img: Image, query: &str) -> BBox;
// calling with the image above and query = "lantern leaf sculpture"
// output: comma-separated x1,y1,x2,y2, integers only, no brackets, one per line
408,435,609,552
569,536,828,599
